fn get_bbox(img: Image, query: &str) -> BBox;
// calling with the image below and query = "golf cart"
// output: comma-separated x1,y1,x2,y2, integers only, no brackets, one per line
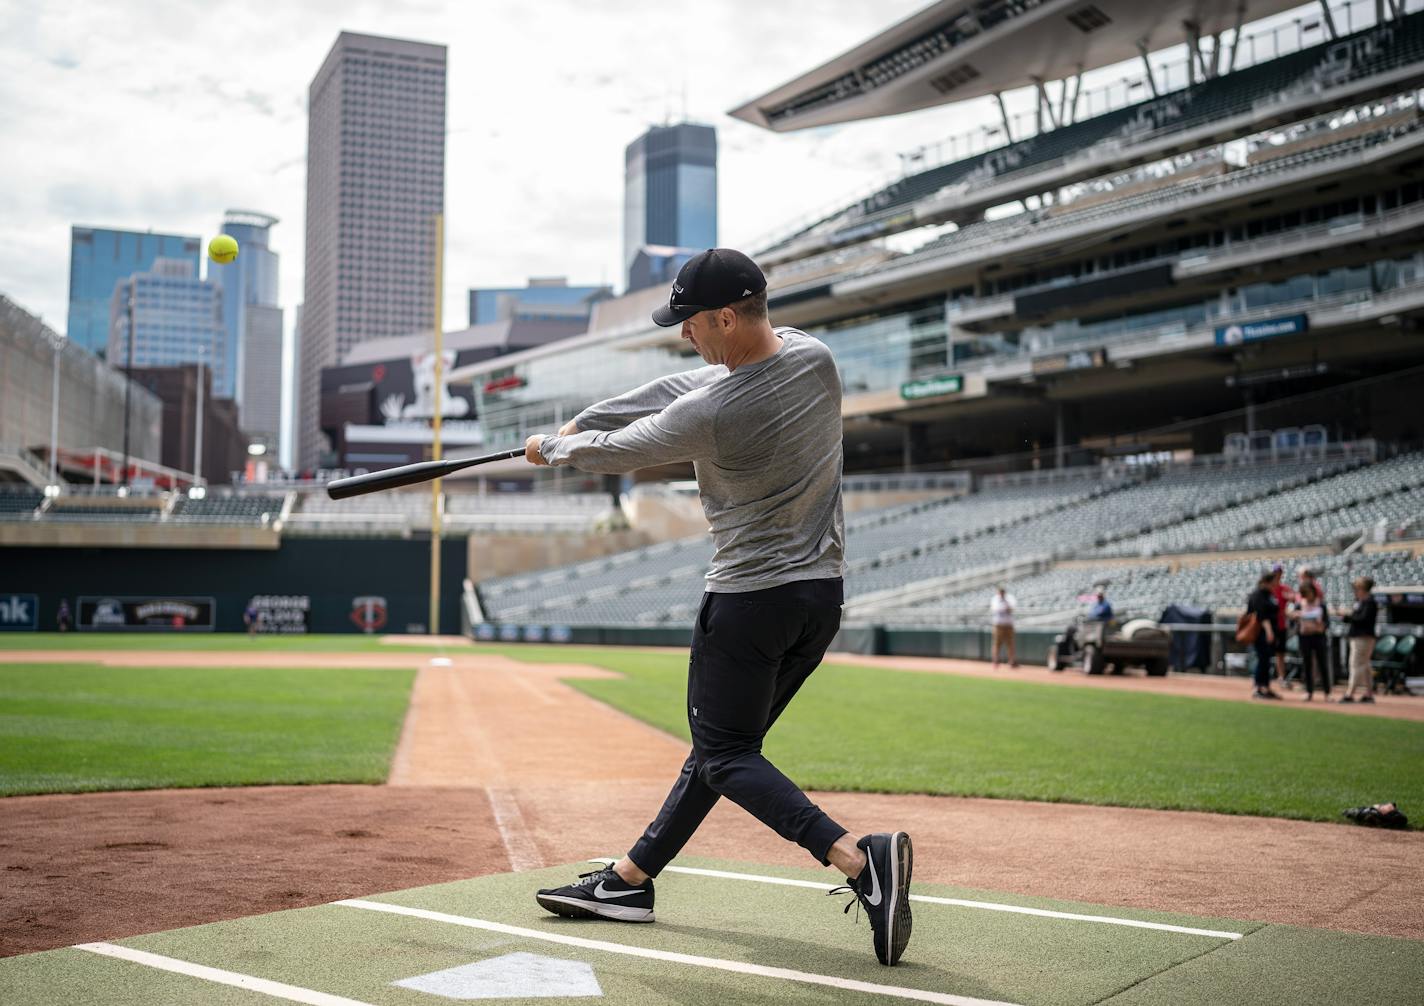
1047,617,1172,676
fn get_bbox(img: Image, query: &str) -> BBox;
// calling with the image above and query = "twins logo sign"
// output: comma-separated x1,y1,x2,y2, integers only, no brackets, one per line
350,595,388,634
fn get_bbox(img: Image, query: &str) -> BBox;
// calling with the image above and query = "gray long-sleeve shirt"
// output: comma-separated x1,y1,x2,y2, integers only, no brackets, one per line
537,327,846,593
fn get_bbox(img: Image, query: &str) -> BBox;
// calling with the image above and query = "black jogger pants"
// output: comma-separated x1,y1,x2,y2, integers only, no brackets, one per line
627,578,848,877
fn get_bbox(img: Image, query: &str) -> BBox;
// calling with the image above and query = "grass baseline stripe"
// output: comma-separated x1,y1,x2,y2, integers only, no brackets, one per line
74,943,375,1006
336,899,1022,1006
649,864,1244,941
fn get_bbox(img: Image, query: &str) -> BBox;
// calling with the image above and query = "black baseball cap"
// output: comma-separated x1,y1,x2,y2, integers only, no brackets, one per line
651,248,767,328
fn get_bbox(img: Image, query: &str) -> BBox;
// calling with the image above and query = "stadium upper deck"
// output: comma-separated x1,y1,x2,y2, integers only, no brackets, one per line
729,0,1302,130
444,2,1424,477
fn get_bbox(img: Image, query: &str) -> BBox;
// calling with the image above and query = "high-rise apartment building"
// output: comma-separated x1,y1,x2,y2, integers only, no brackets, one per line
68,227,200,356
298,31,447,469
209,210,283,447
108,259,225,391
623,124,717,291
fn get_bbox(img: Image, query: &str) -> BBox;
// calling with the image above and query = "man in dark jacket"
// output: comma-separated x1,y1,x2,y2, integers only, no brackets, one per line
1339,577,1378,704
1247,572,1280,700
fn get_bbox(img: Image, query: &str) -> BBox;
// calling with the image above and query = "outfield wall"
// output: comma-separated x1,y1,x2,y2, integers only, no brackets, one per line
468,621,1060,663
1,538,466,634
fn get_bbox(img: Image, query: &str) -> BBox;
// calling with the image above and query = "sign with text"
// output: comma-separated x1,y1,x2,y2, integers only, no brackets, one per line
247,595,310,634
78,596,216,632
1031,347,1108,377
0,594,38,631
1215,314,1308,346
900,374,964,401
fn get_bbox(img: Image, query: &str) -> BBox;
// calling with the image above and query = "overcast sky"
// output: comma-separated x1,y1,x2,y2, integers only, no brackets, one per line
1,0,1338,334
1,0,1003,333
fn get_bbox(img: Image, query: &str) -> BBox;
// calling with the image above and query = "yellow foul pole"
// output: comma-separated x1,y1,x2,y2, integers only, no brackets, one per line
429,214,444,636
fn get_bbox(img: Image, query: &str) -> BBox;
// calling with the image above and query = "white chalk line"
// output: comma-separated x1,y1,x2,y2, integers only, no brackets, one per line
647,864,1243,941
486,786,544,872
74,943,375,1006
336,899,1020,1006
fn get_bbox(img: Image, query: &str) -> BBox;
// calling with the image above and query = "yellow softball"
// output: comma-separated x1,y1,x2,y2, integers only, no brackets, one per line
208,234,239,264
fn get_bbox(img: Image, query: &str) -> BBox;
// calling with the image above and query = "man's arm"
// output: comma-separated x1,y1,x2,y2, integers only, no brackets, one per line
571,367,725,433
529,390,718,474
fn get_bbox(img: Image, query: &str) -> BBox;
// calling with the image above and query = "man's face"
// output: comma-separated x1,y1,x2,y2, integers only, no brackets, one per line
681,309,729,364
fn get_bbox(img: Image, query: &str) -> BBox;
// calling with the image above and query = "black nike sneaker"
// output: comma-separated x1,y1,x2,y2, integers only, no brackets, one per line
832,832,913,965
535,865,655,923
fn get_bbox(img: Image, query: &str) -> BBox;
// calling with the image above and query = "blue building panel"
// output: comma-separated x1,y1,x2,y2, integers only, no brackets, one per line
67,227,200,356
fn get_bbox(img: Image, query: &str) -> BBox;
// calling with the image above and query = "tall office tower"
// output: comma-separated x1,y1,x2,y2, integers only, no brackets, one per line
623,123,717,291
108,259,226,391
209,210,283,447
298,31,447,469
68,227,200,357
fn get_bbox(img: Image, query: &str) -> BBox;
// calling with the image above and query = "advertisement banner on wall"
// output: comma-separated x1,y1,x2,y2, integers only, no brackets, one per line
0,594,38,631
1214,314,1308,346
78,596,216,632
247,595,310,634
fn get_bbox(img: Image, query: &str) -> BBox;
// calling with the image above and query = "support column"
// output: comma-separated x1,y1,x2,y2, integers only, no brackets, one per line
1034,78,1058,130
1137,43,1159,97
1226,2,1246,74
903,423,929,473
995,91,1014,143
1318,0,1338,40
1054,402,1067,470
1244,389,1257,436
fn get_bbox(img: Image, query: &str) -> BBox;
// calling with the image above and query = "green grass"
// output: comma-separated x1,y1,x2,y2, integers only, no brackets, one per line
0,663,414,796
0,633,453,652
501,646,1424,826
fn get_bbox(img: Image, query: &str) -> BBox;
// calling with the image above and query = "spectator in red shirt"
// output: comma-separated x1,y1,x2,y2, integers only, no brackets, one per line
1270,566,1292,685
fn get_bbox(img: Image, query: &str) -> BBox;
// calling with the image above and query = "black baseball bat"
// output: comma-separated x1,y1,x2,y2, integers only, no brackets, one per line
326,448,525,500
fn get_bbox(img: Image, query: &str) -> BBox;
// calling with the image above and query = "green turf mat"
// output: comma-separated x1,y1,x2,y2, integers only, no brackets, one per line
0,663,414,795
2,857,1419,1005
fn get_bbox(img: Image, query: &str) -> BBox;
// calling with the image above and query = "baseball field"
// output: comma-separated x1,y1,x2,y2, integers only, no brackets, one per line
2,633,1422,1004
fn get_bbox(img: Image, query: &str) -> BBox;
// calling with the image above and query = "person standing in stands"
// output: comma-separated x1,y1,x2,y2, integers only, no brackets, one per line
1247,572,1280,700
1269,565,1292,687
1338,576,1378,704
1292,582,1329,701
989,586,1017,669
1088,588,1113,622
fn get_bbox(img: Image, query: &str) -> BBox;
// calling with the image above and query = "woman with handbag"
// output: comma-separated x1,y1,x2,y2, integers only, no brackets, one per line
1293,582,1329,700
1245,572,1280,700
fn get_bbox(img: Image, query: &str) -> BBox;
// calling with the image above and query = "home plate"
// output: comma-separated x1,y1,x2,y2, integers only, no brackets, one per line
392,952,602,999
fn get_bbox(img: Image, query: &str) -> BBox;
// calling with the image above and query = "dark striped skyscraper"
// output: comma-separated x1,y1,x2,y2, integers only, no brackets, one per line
298,32,446,469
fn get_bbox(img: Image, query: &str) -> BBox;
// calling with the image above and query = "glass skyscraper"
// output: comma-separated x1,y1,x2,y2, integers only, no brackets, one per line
299,32,447,469
468,278,610,326
108,259,226,392
209,210,282,445
67,227,201,357
623,124,717,291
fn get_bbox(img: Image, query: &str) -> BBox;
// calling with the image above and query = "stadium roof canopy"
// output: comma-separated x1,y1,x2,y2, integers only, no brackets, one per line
730,0,1306,131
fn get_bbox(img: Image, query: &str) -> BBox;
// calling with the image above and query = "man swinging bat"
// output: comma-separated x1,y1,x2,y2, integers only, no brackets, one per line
523,248,914,967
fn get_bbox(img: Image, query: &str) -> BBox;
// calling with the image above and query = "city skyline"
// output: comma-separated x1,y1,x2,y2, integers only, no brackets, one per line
0,0,942,341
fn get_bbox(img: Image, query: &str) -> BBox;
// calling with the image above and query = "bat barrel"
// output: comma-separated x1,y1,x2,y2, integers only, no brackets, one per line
325,448,525,500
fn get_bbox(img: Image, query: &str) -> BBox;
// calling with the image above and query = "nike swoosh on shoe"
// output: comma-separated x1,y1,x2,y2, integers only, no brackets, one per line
593,882,643,900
